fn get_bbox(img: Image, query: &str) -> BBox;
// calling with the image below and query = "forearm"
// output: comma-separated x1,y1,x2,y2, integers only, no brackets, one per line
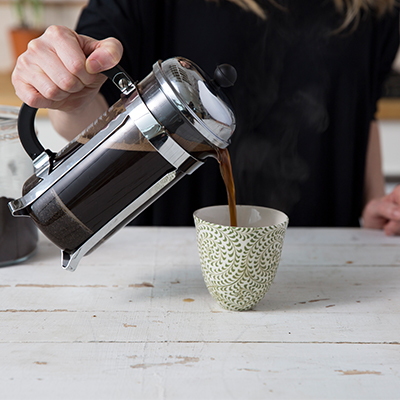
363,120,385,205
48,93,109,141
360,120,400,235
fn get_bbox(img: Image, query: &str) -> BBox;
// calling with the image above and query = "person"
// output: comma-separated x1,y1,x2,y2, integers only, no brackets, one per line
11,0,400,234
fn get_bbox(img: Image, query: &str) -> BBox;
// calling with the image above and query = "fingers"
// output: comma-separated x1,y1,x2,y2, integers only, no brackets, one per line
12,57,61,109
80,36,123,74
382,187,400,236
13,26,87,106
387,184,400,204
368,197,400,223
384,220,400,236
13,45,85,108
363,191,400,236
11,25,123,111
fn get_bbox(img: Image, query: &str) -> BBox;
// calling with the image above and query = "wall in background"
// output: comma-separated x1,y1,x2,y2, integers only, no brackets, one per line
379,120,400,179
0,1,87,72
0,1,399,73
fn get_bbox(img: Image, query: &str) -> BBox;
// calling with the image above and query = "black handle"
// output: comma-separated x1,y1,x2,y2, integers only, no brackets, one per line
101,64,135,94
18,103,48,160
101,64,128,83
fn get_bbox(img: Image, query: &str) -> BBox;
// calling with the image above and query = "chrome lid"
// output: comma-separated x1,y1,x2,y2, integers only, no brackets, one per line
153,57,236,149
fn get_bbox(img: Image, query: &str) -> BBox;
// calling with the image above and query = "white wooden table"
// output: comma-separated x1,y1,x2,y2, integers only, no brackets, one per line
0,227,399,400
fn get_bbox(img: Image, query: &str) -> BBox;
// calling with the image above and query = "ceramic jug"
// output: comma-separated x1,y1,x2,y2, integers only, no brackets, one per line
0,105,38,266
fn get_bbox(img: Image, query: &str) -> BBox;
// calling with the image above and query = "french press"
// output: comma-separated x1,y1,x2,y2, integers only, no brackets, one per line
9,57,236,271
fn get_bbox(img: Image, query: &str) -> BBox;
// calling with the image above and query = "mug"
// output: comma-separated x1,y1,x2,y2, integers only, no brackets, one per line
194,205,288,311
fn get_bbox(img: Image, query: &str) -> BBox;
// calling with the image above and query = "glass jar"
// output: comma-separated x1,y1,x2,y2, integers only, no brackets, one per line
0,106,38,266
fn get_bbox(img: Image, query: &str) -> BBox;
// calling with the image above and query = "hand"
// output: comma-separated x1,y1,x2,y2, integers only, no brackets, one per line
12,25,123,113
362,185,400,235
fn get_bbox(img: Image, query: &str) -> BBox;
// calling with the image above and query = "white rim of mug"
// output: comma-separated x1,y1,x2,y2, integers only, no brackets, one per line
193,204,289,230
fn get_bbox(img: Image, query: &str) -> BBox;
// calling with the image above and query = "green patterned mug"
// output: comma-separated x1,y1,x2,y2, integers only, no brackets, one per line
194,205,288,311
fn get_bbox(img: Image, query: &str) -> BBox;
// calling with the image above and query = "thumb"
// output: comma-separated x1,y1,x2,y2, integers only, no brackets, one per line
78,35,123,74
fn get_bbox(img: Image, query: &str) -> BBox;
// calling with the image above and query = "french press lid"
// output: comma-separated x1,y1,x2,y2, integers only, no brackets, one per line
152,57,236,149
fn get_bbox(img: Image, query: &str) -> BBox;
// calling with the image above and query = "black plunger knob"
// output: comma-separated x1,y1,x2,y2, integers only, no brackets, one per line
213,64,237,88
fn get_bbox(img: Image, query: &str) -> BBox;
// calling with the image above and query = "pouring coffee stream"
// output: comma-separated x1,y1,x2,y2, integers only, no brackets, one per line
217,148,237,227
9,57,237,271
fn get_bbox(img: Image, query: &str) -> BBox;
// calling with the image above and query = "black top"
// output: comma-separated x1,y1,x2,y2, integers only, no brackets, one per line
76,0,399,226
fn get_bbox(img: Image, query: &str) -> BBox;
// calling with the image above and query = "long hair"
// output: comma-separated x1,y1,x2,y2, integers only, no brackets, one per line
209,0,396,29
333,0,396,30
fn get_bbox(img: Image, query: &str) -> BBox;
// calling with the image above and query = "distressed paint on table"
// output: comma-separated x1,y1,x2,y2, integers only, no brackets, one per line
0,227,399,400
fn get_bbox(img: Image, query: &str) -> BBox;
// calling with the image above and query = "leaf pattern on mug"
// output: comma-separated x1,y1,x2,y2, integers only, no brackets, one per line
194,217,288,311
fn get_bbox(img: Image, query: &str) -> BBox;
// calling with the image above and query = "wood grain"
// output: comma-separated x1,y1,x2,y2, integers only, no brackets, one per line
0,227,399,399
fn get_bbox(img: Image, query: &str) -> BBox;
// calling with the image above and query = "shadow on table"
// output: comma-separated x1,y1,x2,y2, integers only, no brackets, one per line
119,261,399,314
254,265,399,312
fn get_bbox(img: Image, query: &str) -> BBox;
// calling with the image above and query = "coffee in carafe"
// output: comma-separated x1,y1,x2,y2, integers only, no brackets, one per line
24,100,178,253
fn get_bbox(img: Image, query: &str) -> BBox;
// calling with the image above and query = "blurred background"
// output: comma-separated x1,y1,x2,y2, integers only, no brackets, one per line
0,0,86,152
0,0,399,193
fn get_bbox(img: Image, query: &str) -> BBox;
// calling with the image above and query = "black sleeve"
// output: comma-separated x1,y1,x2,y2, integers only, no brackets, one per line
75,0,162,106
370,9,399,118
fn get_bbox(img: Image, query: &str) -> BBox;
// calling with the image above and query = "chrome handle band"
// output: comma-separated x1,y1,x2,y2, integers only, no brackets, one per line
127,95,202,173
